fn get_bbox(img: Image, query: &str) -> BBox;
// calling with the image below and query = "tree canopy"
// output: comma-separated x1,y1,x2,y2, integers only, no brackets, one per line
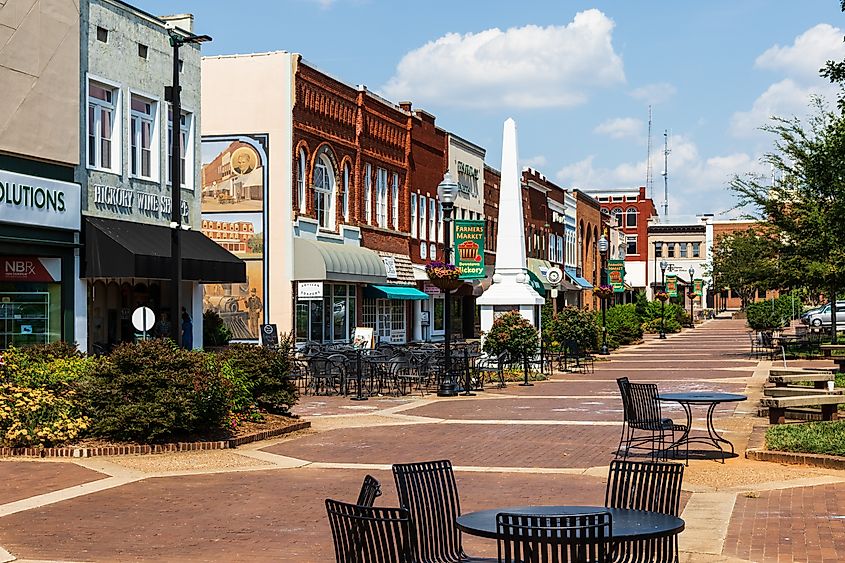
709,228,778,309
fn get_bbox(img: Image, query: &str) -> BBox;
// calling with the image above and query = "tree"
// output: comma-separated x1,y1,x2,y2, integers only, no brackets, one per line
821,0,845,113
731,102,845,341
709,228,778,309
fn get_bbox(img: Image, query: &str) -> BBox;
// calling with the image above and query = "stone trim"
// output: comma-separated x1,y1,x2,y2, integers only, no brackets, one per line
746,447,845,470
0,421,310,459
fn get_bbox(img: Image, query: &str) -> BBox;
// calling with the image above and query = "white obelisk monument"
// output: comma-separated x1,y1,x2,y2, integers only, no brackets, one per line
478,118,544,334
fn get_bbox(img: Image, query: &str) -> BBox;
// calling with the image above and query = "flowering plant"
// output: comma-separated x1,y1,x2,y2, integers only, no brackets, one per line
655,291,669,302
425,261,461,280
593,285,614,299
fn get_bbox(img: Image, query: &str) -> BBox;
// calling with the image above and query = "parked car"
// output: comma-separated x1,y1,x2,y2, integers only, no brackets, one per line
800,305,827,325
804,301,845,327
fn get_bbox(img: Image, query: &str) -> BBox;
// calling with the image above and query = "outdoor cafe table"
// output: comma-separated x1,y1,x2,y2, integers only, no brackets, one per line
456,505,684,542
657,391,747,464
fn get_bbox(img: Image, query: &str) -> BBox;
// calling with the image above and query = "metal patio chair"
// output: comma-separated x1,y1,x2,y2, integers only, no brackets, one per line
616,378,686,461
356,474,382,508
496,511,613,563
325,498,417,563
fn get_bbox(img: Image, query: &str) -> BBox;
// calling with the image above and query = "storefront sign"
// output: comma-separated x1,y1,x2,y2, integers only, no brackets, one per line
456,161,479,196
454,220,485,279
693,278,704,297
260,324,279,348
608,259,626,293
297,281,323,300
666,274,678,298
382,256,398,279
0,169,80,231
0,257,61,282
93,184,189,221
423,283,441,295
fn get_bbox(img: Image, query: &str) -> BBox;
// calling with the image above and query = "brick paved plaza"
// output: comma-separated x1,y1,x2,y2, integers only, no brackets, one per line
2,317,845,562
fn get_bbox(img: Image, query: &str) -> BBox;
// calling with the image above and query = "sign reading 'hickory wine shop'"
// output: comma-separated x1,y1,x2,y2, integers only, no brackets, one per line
453,220,485,279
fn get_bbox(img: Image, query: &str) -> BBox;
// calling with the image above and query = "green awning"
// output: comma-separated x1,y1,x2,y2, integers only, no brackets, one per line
525,269,546,297
365,285,429,300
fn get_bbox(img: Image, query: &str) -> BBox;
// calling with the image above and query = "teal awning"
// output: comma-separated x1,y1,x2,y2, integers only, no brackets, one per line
565,267,593,289
525,268,546,297
365,285,429,300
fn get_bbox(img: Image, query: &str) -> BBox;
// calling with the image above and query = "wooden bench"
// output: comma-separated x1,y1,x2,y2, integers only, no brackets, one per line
763,386,844,398
767,370,834,389
820,345,845,372
760,394,843,424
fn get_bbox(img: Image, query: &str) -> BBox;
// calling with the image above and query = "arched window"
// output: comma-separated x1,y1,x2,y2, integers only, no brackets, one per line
625,206,638,228
297,148,307,213
611,207,623,227
342,163,350,221
313,151,336,229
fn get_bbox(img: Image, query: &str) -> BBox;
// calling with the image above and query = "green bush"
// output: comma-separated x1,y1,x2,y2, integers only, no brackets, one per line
746,300,788,332
483,311,539,360
80,339,230,443
216,337,298,414
203,310,232,347
0,343,93,390
641,317,682,334
643,300,689,327
0,384,89,447
601,304,644,348
542,307,600,352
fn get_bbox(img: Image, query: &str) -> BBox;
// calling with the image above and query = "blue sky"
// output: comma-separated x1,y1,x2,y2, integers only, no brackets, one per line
136,0,845,218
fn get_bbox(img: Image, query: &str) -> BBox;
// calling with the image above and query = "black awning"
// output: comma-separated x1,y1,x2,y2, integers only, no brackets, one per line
84,216,246,283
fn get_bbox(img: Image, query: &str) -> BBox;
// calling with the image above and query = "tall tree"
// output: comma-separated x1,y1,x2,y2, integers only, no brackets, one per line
731,102,845,341
709,228,778,309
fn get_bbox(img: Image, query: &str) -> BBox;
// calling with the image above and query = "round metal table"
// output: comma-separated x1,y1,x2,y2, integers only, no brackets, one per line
657,391,747,463
456,505,684,542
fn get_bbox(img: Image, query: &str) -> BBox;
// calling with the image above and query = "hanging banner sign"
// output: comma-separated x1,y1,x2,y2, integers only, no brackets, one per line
453,220,485,279
608,259,626,293
666,274,678,298
693,278,704,297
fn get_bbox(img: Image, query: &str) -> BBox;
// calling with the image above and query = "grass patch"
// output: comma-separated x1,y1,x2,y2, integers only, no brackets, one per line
765,420,845,456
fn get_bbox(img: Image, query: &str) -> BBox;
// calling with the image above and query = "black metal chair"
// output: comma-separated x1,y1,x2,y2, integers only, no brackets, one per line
565,340,594,374
392,459,466,563
325,498,417,563
616,378,686,461
604,460,684,563
496,511,613,563
356,474,382,508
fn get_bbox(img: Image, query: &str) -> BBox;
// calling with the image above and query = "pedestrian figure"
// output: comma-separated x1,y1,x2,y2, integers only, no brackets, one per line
181,311,193,349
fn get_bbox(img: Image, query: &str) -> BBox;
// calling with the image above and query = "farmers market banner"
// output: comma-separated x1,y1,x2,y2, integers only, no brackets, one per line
608,259,625,293
454,220,485,279
666,274,678,298
693,278,704,297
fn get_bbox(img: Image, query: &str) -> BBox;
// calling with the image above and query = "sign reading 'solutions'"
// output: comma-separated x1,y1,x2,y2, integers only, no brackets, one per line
0,170,80,230
454,220,485,279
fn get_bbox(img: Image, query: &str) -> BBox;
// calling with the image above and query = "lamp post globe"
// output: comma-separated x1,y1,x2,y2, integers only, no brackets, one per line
598,234,609,355
436,172,460,397
659,259,668,339
688,266,696,329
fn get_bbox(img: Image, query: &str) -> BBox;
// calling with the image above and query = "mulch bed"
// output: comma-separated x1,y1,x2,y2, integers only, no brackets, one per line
0,414,310,459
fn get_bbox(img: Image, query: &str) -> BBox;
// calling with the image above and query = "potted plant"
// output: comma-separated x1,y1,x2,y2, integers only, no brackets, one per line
425,261,464,291
654,291,669,302
593,284,614,300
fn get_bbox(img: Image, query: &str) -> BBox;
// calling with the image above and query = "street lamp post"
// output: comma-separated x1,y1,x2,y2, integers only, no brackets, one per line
688,266,696,329
598,234,609,355
659,260,668,339
437,172,459,397
653,240,663,299
166,30,211,344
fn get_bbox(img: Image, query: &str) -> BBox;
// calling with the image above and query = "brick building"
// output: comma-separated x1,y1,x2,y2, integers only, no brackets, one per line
707,218,776,310
573,190,603,311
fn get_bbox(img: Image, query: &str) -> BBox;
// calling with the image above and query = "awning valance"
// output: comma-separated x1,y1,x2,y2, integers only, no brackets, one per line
527,259,579,292
365,285,429,300
293,237,387,284
565,266,593,289
83,216,245,283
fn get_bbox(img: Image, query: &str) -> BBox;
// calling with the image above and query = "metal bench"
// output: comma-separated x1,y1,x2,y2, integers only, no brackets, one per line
760,394,843,424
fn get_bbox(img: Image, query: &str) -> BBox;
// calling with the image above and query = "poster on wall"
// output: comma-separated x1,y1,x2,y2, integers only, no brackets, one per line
201,134,268,341
608,259,625,293
666,274,678,298
453,220,485,279
693,278,704,297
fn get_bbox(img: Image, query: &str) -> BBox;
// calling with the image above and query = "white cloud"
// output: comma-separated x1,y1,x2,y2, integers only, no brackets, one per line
756,23,845,78
730,78,834,137
629,82,677,105
594,117,643,139
382,10,625,108
520,155,548,169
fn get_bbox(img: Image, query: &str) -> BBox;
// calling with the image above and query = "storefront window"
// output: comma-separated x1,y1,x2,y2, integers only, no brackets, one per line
363,298,406,343
0,283,62,349
296,283,356,344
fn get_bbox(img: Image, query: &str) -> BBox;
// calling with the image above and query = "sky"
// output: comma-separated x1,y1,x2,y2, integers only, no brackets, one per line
135,0,845,219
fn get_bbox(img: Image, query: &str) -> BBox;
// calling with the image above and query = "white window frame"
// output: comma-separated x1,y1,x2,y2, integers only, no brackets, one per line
86,75,121,173
548,234,554,261
167,106,194,190
376,168,388,228
410,193,418,238
625,207,638,228
626,235,638,257
391,172,399,230
342,163,350,222
419,195,427,240
365,164,373,224
313,154,335,230
129,90,159,181
437,202,443,244
297,149,307,213
428,198,436,243
611,207,623,227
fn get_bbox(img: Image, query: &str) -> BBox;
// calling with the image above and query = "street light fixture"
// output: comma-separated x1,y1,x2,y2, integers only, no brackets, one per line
688,266,696,329
166,30,211,344
436,172,460,397
598,233,609,355
659,259,668,339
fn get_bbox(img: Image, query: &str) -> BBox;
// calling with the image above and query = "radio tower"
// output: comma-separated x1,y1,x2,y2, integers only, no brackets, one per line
661,130,670,218
645,106,654,199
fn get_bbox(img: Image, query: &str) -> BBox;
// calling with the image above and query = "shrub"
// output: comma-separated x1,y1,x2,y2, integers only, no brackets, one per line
601,304,644,348
0,343,93,390
641,317,682,334
746,300,788,332
216,337,298,414
80,339,230,443
643,300,689,327
0,384,89,448
483,311,539,360
543,307,600,352
203,310,232,347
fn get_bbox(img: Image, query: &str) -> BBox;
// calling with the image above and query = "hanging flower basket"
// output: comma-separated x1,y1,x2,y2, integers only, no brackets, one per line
655,291,669,302
593,285,614,300
425,261,464,291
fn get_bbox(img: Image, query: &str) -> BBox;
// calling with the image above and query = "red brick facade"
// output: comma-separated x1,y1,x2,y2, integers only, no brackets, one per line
483,165,500,266
574,190,602,311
